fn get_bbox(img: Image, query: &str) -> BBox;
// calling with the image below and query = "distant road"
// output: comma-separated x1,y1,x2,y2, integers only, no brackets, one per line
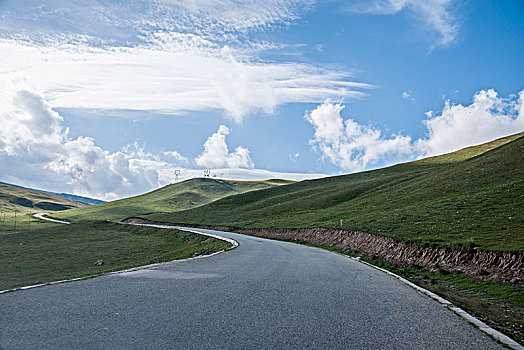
1,227,501,349
32,212,71,224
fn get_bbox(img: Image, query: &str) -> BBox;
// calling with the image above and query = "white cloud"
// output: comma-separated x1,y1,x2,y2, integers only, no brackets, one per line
195,125,254,169
306,89,524,171
416,89,524,156
0,0,370,123
0,77,323,200
0,0,312,46
305,101,413,171
0,77,163,200
402,90,414,101
348,0,458,47
163,150,188,163
0,40,368,124
152,166,325,184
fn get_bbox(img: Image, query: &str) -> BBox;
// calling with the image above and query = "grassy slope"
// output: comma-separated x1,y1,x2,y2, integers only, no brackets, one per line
0,220,231,290
147,132,524,251
58,178,294,221
0,183,89,234
0,182,87,213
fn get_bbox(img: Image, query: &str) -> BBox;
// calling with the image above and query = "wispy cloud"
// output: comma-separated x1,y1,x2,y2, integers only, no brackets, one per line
402,90,415,101
163,150,188,163
347,0,459,48
0,0,369,123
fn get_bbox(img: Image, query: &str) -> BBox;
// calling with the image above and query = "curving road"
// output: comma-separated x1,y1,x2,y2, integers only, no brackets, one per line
1,227,501,349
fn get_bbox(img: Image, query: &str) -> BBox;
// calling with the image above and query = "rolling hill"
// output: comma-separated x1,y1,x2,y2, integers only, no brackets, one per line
0,181,104,205
0,182,88,214
41,192,105,205
58,178,295,221
145,132,524,251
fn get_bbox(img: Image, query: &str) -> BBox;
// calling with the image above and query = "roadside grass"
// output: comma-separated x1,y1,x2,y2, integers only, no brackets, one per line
0,220,231,291
57,178,294,222
282,238,524,345
0,210,51,235
145,133,524,251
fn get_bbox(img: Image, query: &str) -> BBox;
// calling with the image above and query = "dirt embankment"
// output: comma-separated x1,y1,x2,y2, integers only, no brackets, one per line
122,217,524,286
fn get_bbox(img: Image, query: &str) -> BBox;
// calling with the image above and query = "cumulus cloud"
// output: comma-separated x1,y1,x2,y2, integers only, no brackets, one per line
0,78,168,200
416,89,524,156
195,125,254,169
348,0,458,47
0,78,321,199
306,89,524,171
305,101,413,171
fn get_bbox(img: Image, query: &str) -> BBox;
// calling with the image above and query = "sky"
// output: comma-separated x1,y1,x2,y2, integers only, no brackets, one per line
0,0,523,201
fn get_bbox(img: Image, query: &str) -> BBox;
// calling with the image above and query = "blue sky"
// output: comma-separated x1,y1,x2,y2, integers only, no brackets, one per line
0,0,523,200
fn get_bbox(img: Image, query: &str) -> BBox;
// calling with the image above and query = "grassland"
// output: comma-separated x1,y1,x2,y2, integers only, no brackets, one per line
0,182,87,214
146,132,524,251
0,219,231,291
58,178,294,222
0,181,233,291
0,182,89,236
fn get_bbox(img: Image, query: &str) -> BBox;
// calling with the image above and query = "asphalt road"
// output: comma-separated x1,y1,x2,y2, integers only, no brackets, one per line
1,227,501,349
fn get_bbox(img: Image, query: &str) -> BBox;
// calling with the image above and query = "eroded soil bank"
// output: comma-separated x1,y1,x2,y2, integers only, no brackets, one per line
122,217,524,287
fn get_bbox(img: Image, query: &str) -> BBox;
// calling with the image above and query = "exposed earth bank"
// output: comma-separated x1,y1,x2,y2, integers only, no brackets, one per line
122,217,523,287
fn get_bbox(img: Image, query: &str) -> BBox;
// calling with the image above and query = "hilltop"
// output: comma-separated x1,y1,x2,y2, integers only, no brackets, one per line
59,178,295,221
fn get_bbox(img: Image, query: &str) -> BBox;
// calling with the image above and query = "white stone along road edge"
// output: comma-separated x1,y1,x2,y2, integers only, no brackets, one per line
4,215,523,349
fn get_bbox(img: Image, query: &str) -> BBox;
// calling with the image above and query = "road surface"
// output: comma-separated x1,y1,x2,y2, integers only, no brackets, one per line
1,227,501,349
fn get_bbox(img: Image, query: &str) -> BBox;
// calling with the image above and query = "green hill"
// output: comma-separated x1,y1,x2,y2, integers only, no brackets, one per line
58,178,295,221
0,182,89,235
145,132,524,251
0,182,87,214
